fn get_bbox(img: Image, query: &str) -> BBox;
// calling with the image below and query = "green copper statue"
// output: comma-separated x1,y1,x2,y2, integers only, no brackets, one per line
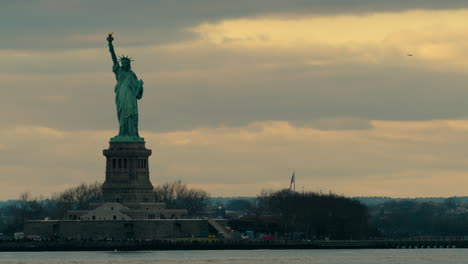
107,33,144,142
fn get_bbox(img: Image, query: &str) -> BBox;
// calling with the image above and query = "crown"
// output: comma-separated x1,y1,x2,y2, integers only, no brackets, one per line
118,55,134,62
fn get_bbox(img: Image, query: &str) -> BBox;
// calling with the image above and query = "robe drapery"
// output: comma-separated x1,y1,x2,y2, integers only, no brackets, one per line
112,63,143,138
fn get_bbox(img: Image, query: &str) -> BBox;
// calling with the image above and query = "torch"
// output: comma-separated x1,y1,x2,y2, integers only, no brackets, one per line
107,32,114,43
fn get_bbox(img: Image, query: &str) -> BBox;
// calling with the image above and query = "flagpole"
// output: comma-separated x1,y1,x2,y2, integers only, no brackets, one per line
289,170,296,192
293,170,296,193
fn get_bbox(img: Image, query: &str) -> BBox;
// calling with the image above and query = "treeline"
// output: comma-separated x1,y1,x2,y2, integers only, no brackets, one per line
370,198,468,238
225,194,468,239
6,182,468,240
228,189,373,240
154,180,208,216
0,182,104,235
0,185,374,239
0,181,209,235
354,196,468,207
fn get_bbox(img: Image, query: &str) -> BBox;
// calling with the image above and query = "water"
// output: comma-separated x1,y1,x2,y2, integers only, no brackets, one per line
0,249,467,264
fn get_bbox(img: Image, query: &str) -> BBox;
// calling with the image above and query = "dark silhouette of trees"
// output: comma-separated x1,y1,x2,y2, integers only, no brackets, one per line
255,189,370,239
51,182,102,217
370,199,468,238
225,199,254,211
0,183,103,234
0,192,54,235
9,181,468,239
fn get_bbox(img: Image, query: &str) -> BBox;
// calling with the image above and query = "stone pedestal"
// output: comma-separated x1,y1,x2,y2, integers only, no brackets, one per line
102,141,155,203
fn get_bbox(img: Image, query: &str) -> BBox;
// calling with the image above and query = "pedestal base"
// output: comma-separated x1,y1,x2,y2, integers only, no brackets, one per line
102,141,154,203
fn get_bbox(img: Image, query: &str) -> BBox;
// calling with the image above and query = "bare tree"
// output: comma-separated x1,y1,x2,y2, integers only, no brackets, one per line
51,182,102,217
153,181,209,216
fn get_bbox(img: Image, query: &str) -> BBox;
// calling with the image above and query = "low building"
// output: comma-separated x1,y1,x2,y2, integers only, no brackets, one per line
67,202,187,221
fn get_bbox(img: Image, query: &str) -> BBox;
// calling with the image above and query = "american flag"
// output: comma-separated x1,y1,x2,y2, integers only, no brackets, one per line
289,171,295,190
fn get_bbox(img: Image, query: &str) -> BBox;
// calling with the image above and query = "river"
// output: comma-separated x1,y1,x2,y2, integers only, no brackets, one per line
1,249,467,264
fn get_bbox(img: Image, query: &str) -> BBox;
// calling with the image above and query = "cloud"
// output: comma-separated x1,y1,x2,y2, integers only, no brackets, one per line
3,9,468,134
293,118,373,130
2,120,468,199
1,0,468,51
177,10,468,71
6,8,468,73
4,2,468,200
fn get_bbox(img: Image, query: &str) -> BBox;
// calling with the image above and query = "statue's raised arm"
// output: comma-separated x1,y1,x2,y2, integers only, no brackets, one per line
107,32,118,66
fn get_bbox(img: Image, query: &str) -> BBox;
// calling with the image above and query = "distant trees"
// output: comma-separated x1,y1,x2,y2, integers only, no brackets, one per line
370,199,468,238
225,199,254,211
0,192,53,235
153,180,209,216
237,192,468,240
0,183,103,235
7,180,468,240
51,182,102,217
254,189,371,239
12,180,468,240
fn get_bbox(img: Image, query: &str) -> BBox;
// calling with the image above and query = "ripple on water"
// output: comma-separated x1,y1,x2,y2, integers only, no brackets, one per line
1,249,468,264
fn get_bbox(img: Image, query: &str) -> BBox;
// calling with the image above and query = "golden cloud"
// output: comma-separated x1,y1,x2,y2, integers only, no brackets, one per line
157,9,468,71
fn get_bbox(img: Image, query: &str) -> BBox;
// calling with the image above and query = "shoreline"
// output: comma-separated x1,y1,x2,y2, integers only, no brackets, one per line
1,239,466,251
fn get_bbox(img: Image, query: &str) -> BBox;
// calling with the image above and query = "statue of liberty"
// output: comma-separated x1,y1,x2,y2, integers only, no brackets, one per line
107,33,144,142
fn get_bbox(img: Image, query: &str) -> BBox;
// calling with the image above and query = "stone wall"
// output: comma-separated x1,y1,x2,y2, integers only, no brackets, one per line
24,219,224,240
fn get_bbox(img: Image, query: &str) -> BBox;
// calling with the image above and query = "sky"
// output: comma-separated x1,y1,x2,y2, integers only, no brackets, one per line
2,0,468,199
